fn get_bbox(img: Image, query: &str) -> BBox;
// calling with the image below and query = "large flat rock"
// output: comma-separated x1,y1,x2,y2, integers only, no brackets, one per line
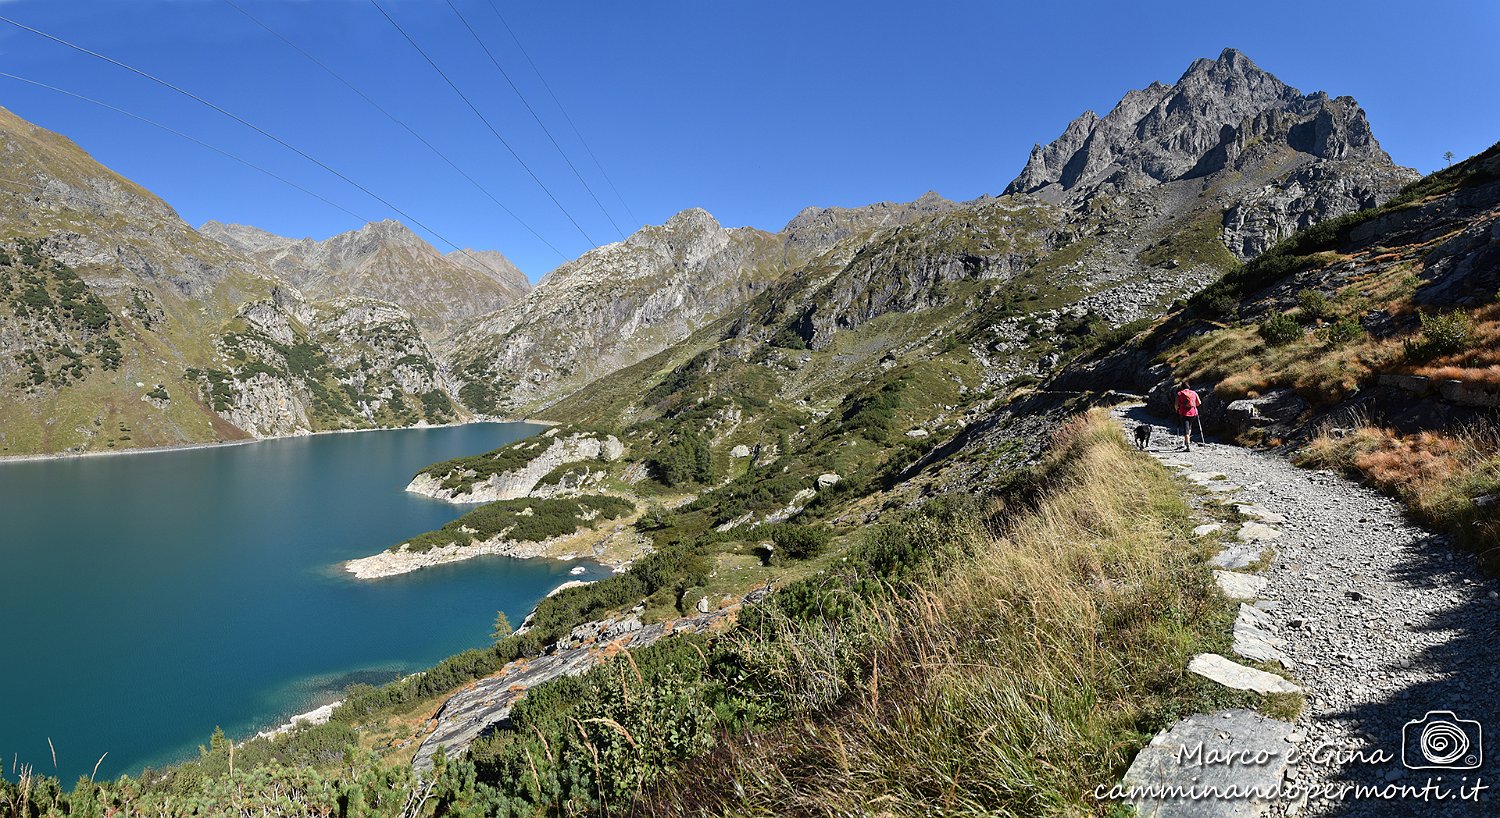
1209,541,1269,570
1231,604,1289,668
1236,522,1281,543
1234,504,1286,525
1214,570,1267,600
1121,709,1298,817
411,605,742,771
1188,654,1301,694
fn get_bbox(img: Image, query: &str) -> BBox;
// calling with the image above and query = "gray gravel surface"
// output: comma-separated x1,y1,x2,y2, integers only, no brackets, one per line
1122,407,1497,817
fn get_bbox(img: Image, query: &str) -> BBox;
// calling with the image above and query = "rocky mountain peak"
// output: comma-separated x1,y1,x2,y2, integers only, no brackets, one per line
317,219,425,262
1001,49,1395,202
661,207,722,235
201,218,529,340
199,221,305,256
779,191,958,260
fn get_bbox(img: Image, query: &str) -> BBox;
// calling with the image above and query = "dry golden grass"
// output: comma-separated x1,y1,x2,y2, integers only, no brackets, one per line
1408,304,1500,386
644,411,1269,818
1170,260,1499,408
1170,323,1403,407
1301,418,1500,559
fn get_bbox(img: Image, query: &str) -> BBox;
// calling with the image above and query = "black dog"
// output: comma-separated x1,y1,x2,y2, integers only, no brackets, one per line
1133,424,1152,450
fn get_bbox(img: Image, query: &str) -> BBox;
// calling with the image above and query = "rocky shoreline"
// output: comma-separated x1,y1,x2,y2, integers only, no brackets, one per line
343,533,616,580
253,701,341,741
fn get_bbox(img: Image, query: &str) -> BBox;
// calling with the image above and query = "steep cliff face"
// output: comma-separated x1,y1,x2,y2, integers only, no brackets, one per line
1004,48,1416,259
1052,140,1500,453
678,51,1418,368
0,106,467,454
201,220,530,342
447,208,786,415
187,288,465,438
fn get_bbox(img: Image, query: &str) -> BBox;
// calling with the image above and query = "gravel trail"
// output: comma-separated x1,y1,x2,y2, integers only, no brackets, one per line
1121,406,1498,817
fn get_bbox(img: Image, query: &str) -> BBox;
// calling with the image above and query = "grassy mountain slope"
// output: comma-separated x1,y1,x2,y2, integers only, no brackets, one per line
352,50,1423,705
0,411,1272,817
0,107,469,455
1060,141,1500,557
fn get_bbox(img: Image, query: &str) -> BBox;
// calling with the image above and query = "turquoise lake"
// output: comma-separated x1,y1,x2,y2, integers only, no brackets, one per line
0,422,610,781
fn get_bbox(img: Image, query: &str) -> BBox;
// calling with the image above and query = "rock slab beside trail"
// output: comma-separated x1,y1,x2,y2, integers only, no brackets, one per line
1123,709,1298,818
1215,570,1269,600
411,589,770,772
1189,654,1303,694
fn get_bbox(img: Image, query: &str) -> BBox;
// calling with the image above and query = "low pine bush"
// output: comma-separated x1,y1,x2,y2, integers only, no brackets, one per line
1297,289,1332,323
1258,312,1303,346
1405,309,1477,360
1322,317,1365,347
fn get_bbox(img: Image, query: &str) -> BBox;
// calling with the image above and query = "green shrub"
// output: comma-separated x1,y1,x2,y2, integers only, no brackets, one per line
1297,289,1331,322
1322,317,1365,347
1258,312,1303,346
1192,280,1240,319
770,325,808,349
419,389,454,421
1405,310,1477,361
648,428,714,487
400,494,635,552
767,524,833,560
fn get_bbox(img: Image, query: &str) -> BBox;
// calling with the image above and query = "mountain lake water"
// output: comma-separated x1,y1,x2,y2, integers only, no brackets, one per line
0,422,611,781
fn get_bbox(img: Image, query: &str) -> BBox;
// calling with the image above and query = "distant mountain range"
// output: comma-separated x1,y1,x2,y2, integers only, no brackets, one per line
0,48,1416,455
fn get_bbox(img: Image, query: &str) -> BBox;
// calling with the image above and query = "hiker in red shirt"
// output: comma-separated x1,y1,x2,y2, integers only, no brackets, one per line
1175,382,1204,451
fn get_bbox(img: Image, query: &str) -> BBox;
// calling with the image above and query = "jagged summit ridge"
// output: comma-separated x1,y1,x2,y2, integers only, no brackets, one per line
1003,48,1394,200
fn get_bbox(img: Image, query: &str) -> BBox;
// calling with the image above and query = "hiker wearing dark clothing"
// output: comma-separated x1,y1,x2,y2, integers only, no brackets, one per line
1175,383,1205,451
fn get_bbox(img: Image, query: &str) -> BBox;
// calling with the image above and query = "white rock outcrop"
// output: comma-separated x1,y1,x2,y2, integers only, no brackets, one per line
407,431,625,504
345,532,577,580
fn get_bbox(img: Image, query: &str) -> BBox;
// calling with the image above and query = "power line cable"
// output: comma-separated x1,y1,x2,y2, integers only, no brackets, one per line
218,0,568,262
485,1,640,228
0,70,369,224
442,0,625,241
366,0,597,247
0,11,494,264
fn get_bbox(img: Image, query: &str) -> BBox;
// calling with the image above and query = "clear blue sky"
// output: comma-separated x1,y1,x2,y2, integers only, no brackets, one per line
0,0,1494,278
